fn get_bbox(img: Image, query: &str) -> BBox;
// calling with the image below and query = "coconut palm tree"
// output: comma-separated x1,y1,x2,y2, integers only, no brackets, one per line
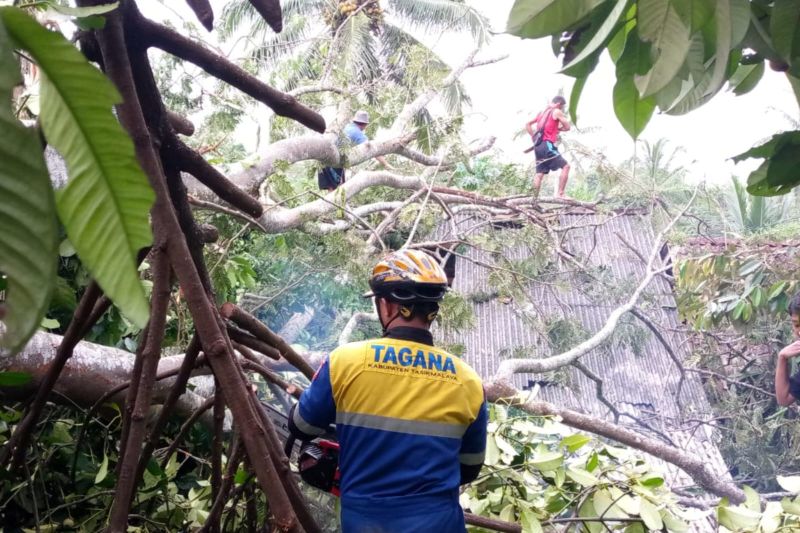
220,0,489,114
722,175,792,236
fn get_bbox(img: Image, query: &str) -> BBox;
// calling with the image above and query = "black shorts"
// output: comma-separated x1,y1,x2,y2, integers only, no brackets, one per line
534,141,567,173
318,167,345,190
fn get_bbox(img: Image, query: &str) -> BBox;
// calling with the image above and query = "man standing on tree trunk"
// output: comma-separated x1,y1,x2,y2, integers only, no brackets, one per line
775,293,800,406
289,249,488,533
318,110,394,191
526,95,571,198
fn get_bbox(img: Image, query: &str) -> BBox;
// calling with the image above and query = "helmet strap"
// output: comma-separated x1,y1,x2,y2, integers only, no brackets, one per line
375,297,402,336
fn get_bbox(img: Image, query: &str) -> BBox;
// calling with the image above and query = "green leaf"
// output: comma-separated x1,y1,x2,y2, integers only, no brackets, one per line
485,434,500,466
40,317,59,329
569,76,587,125
728,61,765,96
778,475,800,493
530,450,563,471
760,501,783,533
586,451,599,471
718,504,761,531
74,15,107,30
560,0,630,73
703,0,750,98
499,503,515,523
95,453,109,484
745,136,800,197
58,238,76,258
614,76,656,138
769,281,788,300
743,485,761,512
635,0,692,96
520,509,543,533
45,1,119,17
593,490,628,519
639,499,663,530
771,0,800,67
566,466,599,487
673,0,714,32
0,371,33,387
613,28,656,137
662,510,690,532
561,433,591,452
639,474,664,487
0,13,58,355
507,0,606,39
782,496,800,515
2,8,155,327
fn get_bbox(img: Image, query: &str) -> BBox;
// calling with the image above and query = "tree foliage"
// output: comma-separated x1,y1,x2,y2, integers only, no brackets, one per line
506,0,800,196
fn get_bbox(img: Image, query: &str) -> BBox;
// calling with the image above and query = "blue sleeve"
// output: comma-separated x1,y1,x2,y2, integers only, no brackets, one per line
460,395,488,465
344,124,368,145
790,371,800,401
291,358,336,437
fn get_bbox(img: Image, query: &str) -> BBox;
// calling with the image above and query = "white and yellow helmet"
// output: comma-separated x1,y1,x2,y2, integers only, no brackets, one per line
365,249,448,303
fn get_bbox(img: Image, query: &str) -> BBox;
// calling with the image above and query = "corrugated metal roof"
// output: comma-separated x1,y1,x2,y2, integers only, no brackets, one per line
435,212,729,530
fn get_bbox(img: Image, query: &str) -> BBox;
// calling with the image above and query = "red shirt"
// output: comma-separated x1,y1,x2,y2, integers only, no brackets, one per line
534,106,561,143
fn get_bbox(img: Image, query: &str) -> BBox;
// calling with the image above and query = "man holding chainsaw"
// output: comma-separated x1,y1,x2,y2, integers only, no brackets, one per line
289,249,488,532
525,95,571,198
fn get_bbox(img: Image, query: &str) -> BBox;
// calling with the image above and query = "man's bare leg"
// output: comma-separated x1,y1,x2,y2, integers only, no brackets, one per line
557,164,570,197
533,172,545,198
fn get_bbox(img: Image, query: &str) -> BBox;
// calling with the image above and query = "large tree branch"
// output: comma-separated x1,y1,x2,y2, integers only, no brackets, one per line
131,9,324,133
494,190,697,379
483,380,745,504
389,49,480,135
0,329,209,419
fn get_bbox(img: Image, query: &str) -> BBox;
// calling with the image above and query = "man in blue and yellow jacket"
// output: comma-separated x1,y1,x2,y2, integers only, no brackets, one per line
289,249,488,532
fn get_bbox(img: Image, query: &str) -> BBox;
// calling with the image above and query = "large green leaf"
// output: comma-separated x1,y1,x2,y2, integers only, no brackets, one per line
728,60,765,95
507,0,607,39
569,75,587,124
673,0,714,32
771,0,800,67
560,0,630,73
733,131,800,196
614,76,656,138
635,0,691,96
702,0,748,98
613,28,656,137
0,17,58,354
1,8,154,327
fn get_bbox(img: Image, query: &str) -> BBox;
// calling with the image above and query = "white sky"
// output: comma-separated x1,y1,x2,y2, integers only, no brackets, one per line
137,0,800,184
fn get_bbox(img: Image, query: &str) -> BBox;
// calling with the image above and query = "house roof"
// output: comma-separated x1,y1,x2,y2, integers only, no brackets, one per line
434,211,729,529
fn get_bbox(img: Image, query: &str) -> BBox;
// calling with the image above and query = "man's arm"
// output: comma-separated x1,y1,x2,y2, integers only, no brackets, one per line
553,109,571,131
376,155,394,170
776,341,800,406
459,396,488,485
525,115,540,138
289,358,336,440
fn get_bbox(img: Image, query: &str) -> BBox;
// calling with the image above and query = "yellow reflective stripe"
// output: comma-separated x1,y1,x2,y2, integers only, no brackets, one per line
336,412,466,438
459,452,485,465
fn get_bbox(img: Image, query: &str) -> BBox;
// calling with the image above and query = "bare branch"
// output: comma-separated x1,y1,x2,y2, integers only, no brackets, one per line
133,8,324,133
247,0,282,33
483,382,745,504
184,0,214,31
338,312,378,345
494,189,698,379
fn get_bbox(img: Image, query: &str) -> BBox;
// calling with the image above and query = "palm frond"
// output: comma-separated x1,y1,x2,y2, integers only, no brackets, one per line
279,41,327,92
248,14,318,70
219,0,327,40
330,13,381,86
387,0,490,45
380,22,471,113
